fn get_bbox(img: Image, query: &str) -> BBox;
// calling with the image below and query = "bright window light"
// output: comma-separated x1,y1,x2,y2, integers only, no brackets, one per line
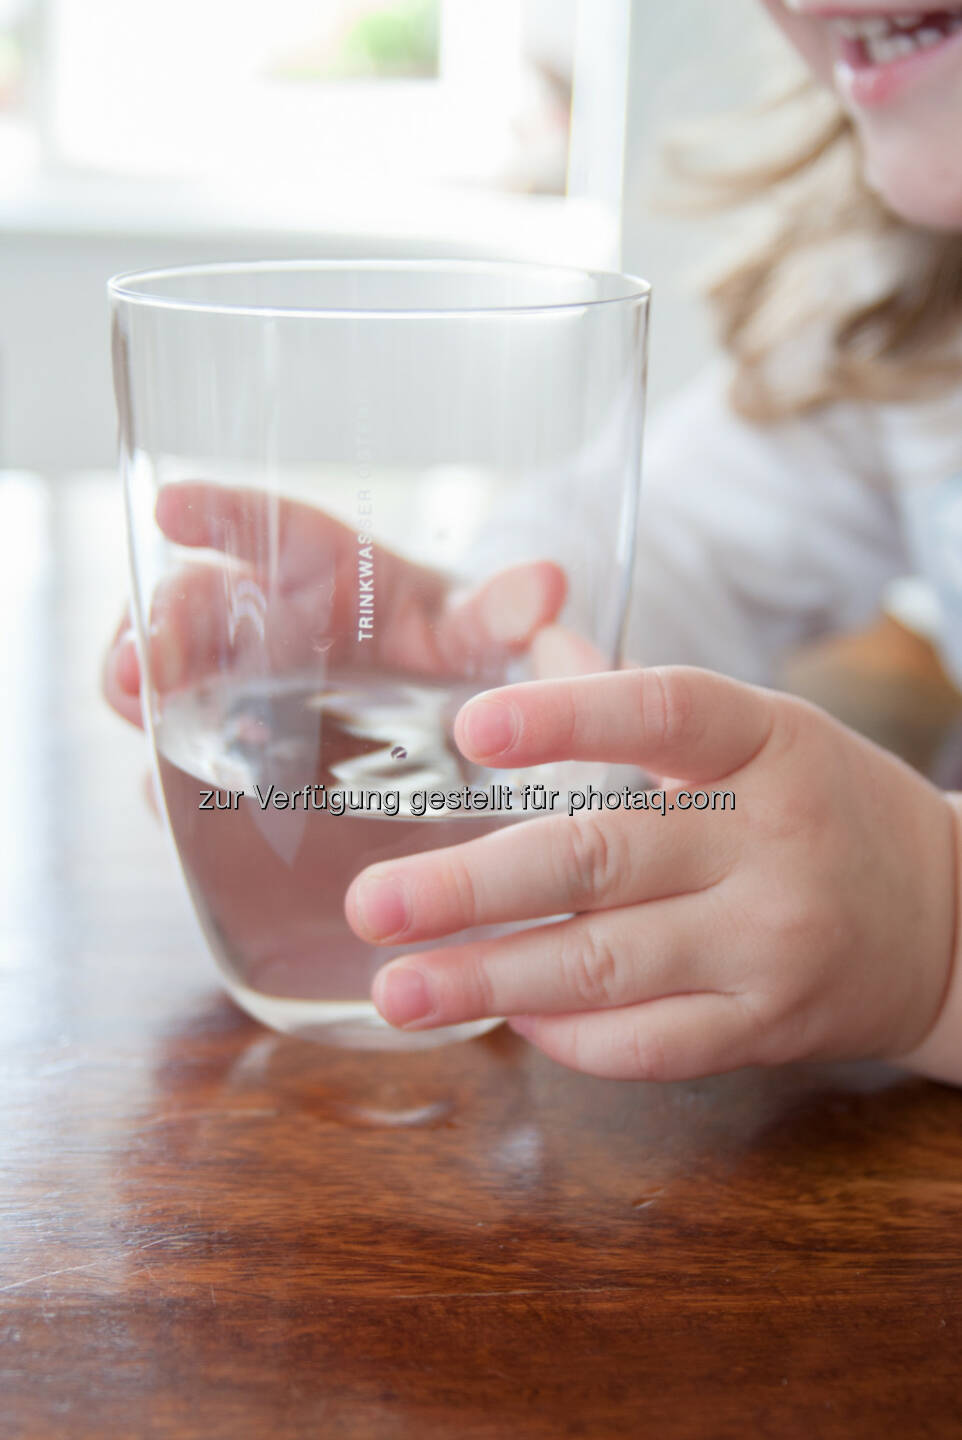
46,0,576,195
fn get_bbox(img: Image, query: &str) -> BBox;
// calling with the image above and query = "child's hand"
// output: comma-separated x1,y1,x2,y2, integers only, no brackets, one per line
347,667,962,1084
102,481,568,729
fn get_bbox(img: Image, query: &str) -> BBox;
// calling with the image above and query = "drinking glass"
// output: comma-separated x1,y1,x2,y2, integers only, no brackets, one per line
110,260,649,1050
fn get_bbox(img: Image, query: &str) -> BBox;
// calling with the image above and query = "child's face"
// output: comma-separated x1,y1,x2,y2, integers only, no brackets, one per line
762,2,962,229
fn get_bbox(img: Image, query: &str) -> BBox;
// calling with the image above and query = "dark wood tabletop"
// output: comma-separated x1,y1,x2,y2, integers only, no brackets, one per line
3,473,962,1440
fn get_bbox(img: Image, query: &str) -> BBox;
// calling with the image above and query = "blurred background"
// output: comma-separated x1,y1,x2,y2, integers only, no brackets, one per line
0,0,775,475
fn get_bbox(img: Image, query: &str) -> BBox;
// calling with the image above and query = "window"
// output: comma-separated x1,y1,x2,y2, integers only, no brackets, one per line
0,1,630,267
0,0,39,173
0,0,28,117
44,0,576,195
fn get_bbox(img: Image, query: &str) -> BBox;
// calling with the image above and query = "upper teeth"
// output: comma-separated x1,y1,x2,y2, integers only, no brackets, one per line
833,10,962,60
836,11,952,37
837,16,898,37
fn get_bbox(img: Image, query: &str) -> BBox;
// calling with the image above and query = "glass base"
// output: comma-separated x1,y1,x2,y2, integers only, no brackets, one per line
224,981,502,1051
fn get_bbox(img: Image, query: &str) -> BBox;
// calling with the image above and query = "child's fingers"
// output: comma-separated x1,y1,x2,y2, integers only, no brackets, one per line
114,635,141,695
434,562,568,667
346,806,728,945
143,565,236,693
155,481,568,679
108,605,132,649
156,479,444,606
156,481,353,584
142,563,313,692
102,664,144,729
142,768,162,818
508,992,753,1083
157,482,447,671
102,609,145,728
369,892,724,1030
105,606,138,689
530,623,608,678
454,666,777,784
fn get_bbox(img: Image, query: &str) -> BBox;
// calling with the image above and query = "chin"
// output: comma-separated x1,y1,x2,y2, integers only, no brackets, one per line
858,131,962,231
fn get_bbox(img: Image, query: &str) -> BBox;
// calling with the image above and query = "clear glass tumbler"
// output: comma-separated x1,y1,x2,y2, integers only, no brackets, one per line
110,260,649,1050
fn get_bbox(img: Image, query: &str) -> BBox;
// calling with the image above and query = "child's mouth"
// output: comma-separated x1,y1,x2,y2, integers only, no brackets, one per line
828,7,962,103
834,8,962,65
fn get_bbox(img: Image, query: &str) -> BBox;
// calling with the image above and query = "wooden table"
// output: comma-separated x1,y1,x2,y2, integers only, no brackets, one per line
3,474,962,1439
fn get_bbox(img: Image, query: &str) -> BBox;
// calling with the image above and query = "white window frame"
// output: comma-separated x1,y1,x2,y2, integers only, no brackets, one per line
3,0,632,269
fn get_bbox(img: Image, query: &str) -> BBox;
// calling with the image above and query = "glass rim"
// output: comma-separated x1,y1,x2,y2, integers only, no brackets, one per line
107,257,651,320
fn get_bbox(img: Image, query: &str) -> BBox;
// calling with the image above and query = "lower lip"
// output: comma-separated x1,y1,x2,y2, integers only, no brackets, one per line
834,23,962,107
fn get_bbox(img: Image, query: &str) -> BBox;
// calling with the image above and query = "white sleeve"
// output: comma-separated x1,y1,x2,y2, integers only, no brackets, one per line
625,366,909,684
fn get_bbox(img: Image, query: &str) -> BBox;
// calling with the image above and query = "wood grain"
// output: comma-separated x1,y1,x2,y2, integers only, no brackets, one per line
2,475,962,1440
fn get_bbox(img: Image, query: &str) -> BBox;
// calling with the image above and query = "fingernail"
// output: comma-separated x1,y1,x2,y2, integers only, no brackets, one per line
460,697,519,759
375,965,435,1028
352,872,409,941
482,570,545,645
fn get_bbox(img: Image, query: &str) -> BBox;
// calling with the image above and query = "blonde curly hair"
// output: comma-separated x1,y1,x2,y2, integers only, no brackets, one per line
667,81,962,421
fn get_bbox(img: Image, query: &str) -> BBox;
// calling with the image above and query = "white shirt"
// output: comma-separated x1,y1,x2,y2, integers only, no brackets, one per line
628,364,962,686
